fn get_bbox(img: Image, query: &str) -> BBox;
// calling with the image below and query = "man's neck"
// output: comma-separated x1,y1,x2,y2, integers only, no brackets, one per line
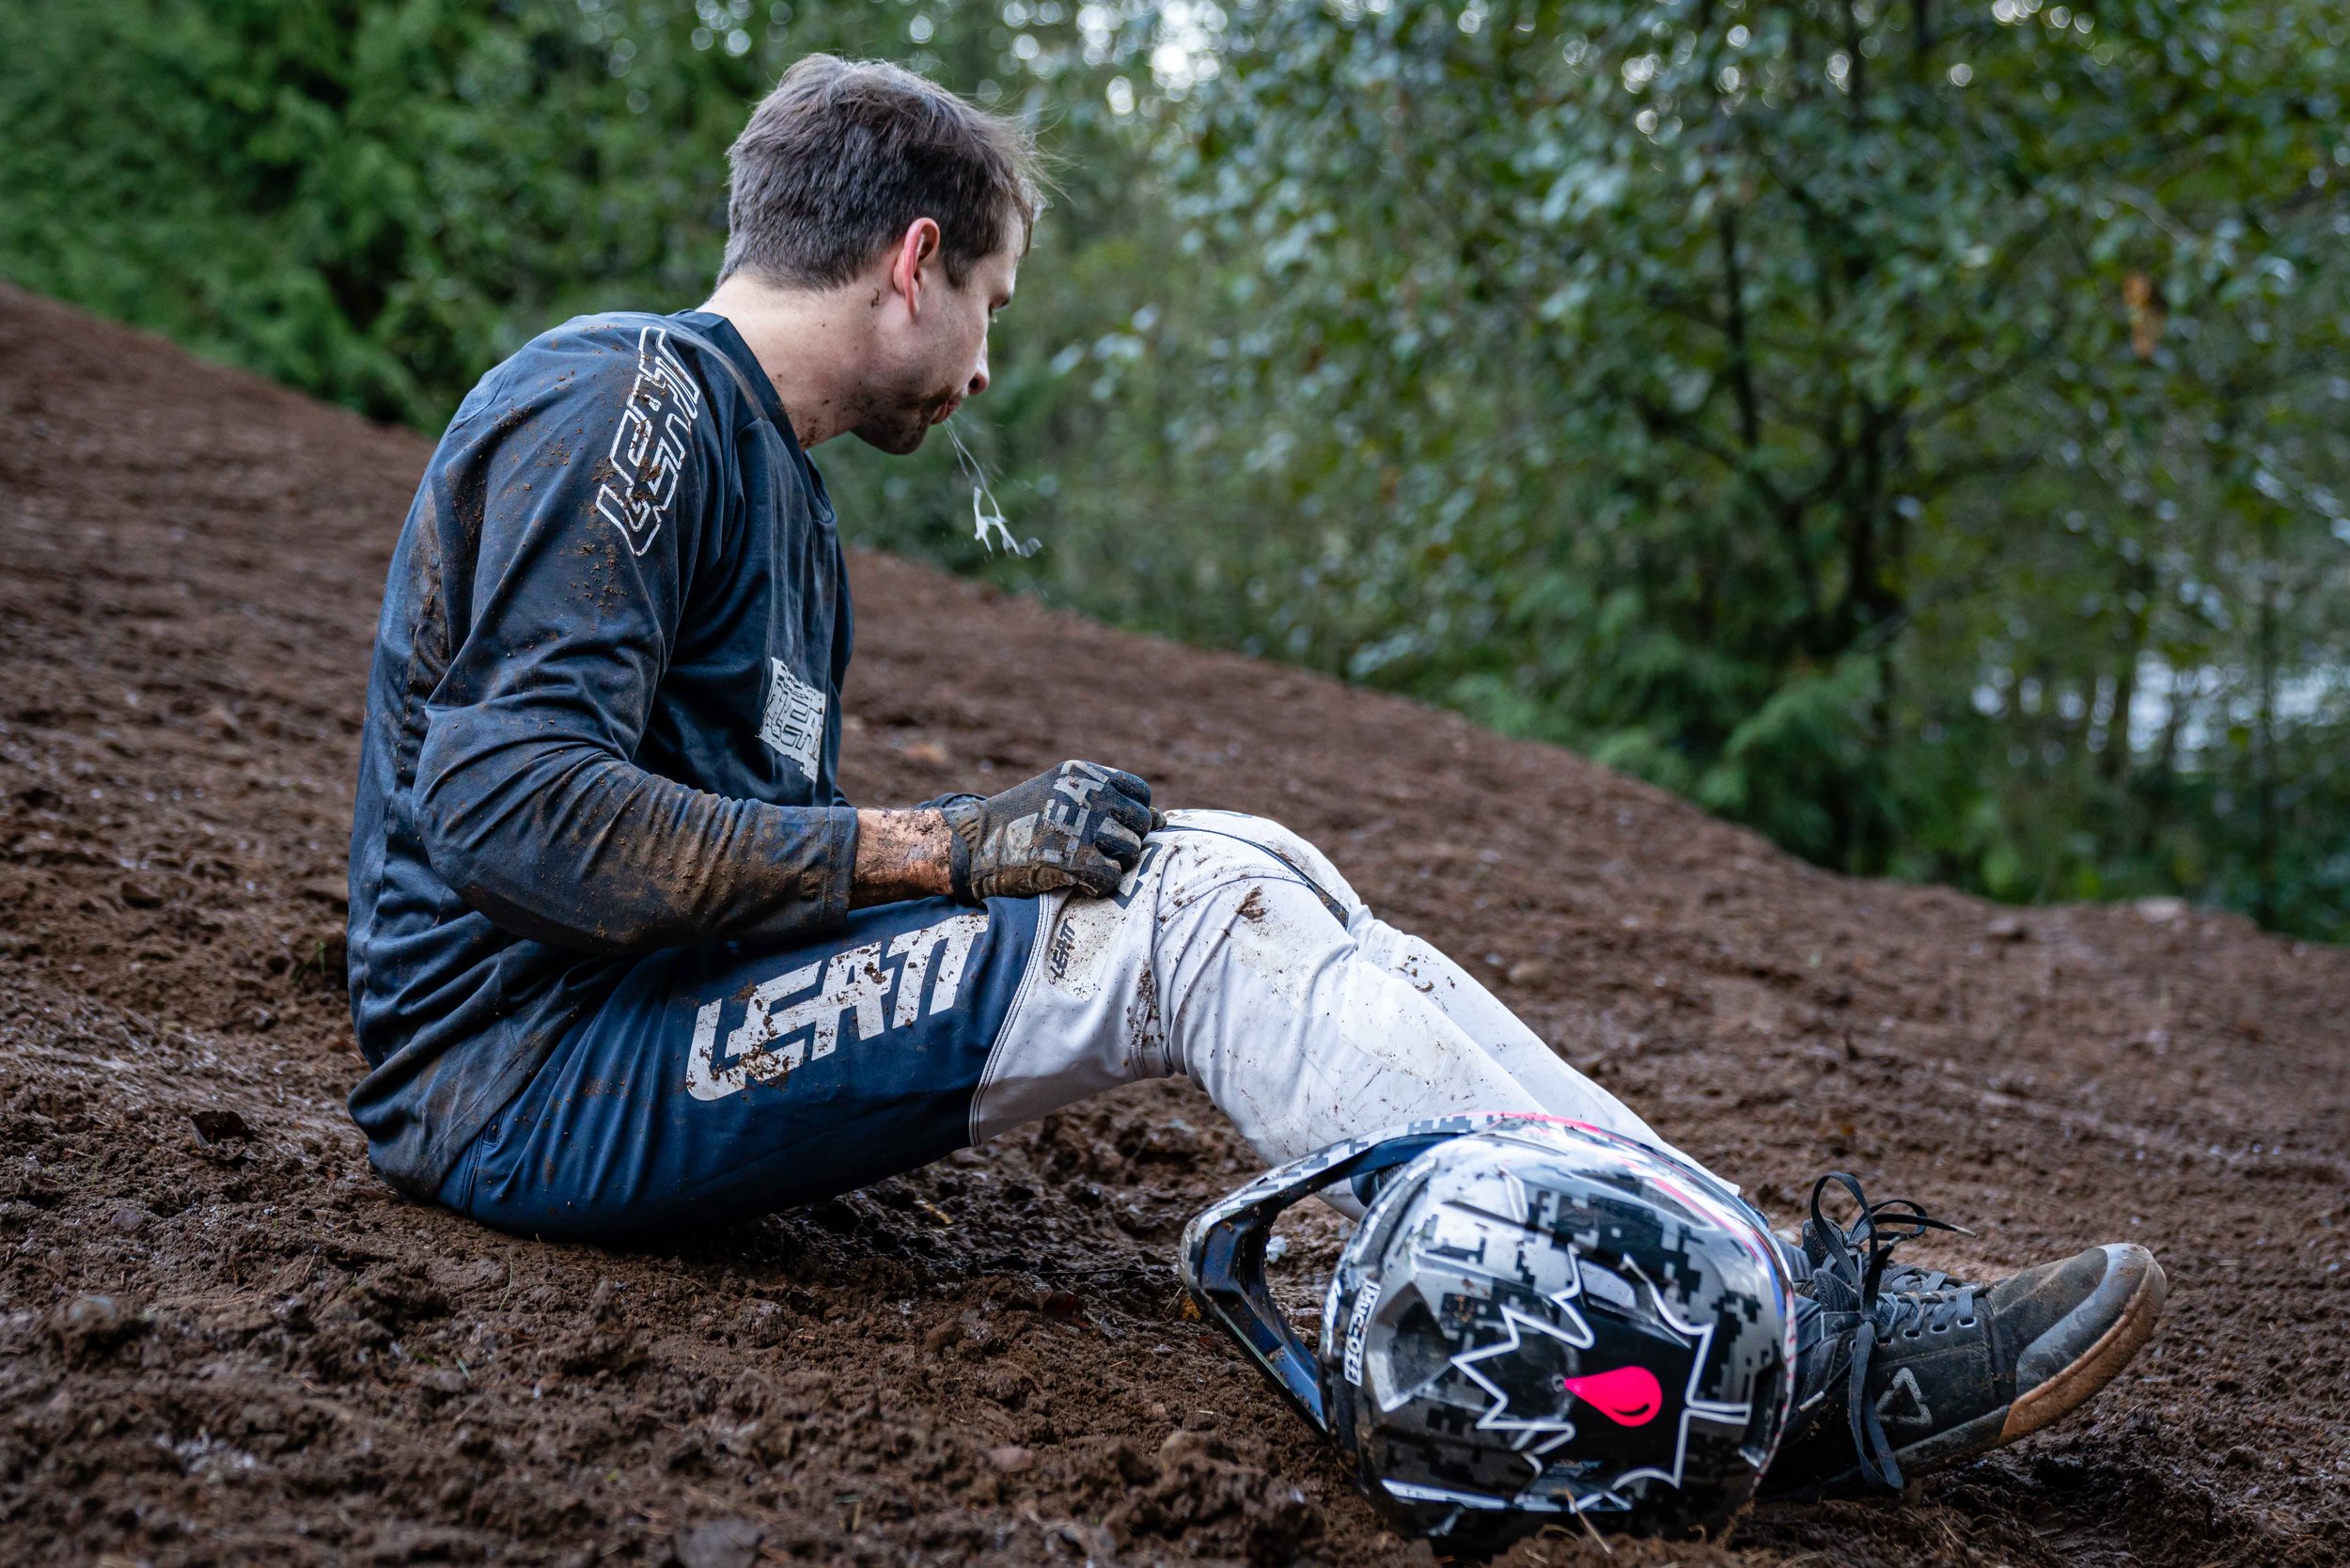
697,274,876,448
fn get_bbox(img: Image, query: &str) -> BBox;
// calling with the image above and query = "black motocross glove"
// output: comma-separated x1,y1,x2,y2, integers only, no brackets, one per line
938,760,1161,902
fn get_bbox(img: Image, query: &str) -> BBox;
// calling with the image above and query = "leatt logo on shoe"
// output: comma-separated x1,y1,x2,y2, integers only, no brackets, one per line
684,912,986,1101
592,326,703,557
1874,1366,1934,1427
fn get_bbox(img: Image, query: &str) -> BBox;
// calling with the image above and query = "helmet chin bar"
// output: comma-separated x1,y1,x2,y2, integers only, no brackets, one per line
1178,1113,1543,1432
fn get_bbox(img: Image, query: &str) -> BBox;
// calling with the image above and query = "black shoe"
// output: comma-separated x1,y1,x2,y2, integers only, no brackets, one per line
1762,1173,2167,1496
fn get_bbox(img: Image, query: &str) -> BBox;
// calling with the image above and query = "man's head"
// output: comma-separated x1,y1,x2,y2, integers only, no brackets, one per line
721,55,1040,453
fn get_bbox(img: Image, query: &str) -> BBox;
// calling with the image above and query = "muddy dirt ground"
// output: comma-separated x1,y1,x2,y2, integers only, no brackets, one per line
0,282,2342,1567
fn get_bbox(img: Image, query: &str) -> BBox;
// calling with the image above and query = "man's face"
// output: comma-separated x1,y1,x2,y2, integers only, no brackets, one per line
854,242,1017,456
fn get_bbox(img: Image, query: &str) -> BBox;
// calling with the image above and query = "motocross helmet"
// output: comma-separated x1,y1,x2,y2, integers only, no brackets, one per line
1180,1113,1797,1550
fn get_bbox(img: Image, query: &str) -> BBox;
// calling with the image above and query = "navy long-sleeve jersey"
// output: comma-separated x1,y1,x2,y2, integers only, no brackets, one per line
347,311,858,1195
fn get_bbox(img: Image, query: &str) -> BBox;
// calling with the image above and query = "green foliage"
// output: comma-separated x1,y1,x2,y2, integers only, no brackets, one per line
0,0,1109,427
4,0,2344,937
1123,0,2350,936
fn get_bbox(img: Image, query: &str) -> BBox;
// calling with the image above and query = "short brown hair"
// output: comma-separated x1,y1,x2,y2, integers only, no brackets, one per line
720,55,1042,290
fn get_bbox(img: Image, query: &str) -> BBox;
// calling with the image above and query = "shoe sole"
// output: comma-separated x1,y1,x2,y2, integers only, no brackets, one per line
1998,1242,2167,1443
1787,1243,2167,1494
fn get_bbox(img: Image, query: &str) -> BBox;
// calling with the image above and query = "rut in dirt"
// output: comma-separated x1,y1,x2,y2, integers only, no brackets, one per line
0,282,2343,1567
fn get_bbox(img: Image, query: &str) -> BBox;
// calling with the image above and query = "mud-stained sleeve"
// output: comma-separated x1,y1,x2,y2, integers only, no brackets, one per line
412,326,855,955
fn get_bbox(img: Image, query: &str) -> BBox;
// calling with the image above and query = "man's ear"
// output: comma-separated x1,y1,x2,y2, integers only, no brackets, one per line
887,218,943,317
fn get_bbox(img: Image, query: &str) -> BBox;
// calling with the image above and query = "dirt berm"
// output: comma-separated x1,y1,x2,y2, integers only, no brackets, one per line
0,283,2342,1567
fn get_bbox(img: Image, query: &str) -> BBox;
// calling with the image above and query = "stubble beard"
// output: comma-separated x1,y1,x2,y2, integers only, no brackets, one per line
851,378,964,456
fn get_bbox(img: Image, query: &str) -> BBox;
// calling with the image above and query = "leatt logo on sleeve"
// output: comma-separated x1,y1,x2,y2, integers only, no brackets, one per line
593,326,704,557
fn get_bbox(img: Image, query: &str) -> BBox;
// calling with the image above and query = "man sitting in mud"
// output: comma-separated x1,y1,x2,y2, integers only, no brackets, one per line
349,55,2162,1525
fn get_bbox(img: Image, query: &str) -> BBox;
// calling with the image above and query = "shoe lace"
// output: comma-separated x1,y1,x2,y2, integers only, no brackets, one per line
1805,1171,1973,1490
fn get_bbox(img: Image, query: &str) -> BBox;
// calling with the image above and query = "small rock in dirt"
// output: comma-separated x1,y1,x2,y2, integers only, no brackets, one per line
1985,915,2029,941
119,877,164,909
108,1203,150,1233
417,1367,468,1399
1183,1408,1222,1433
737,1297,789,1348
60,1294,123,1337
1506,957,1550,985
1039,1289,1083,1321
979,1365,1030,1409
189,1108,254,1146
672,1517,765,1568
987,1444,1033,1473
2135,895,2188,923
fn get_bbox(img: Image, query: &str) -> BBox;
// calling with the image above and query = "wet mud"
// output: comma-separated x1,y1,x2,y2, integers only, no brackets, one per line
0,284,2343,1565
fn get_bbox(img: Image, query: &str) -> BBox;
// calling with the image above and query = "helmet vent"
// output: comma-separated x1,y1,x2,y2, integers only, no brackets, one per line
1576,1258,1639,1313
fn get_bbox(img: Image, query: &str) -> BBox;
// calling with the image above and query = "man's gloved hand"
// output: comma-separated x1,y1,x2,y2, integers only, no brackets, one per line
937,760,1162,902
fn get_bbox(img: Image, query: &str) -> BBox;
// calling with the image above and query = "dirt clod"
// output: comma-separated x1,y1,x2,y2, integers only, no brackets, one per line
51,1294,140,1362
187,1108,254,1146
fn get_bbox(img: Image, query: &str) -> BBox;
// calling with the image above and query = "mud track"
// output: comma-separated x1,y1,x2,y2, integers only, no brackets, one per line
0,284,2342,1567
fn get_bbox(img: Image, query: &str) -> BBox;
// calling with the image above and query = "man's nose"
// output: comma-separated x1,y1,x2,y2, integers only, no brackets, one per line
967,343,990,397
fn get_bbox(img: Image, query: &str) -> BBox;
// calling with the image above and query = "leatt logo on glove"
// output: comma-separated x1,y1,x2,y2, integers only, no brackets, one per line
942,760,1157,903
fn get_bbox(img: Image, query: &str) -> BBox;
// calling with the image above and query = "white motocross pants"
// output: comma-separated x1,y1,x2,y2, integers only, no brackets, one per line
972,809,1701,1204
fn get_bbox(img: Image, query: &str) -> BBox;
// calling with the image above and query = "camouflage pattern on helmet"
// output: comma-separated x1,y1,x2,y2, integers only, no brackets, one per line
1323,1117,1795,1544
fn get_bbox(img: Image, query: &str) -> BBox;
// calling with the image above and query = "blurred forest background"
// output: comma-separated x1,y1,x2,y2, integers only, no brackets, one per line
5,0,2346,937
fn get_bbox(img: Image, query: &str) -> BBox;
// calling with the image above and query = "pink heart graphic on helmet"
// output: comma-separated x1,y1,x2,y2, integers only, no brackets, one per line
1559,1365,1665,1426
